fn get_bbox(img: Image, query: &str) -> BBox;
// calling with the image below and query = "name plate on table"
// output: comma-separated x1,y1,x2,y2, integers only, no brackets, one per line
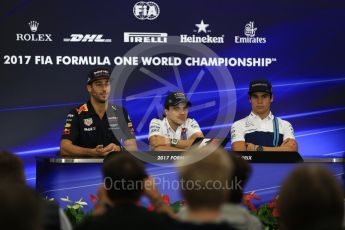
44,151,303,164
130,151,304,164
231,151,303,163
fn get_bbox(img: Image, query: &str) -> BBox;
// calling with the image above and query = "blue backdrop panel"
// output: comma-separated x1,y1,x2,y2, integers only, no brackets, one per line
0,0,344,187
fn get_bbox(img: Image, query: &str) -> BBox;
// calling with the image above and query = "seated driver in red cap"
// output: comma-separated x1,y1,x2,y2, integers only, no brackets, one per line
148,92,204,151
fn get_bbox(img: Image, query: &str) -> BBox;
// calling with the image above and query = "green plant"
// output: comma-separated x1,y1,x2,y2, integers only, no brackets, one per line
60,196,90,226
243,193,280,230
169,200,184,213
256,203,279,230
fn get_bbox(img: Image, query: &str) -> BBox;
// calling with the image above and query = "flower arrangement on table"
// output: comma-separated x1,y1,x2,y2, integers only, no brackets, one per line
146,194,184,213
56,192,280,229
243,192,280,230
58,194,182,226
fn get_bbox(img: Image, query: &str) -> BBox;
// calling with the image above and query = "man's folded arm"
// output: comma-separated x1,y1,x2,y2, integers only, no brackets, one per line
149,135,178,151
174,132,204,149
231,141,247,151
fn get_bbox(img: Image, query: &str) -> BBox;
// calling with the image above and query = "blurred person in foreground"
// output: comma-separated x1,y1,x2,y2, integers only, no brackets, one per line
221,154,262,230
0,150,72,230
176,146,238,230
279,166,344,230
75,152,176,230
0,183,42,230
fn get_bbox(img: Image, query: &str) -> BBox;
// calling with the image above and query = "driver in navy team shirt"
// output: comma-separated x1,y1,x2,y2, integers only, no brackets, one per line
60,68,137,157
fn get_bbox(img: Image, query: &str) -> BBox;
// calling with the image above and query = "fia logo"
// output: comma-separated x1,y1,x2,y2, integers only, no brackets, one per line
133,1,160,20
244,21,257,38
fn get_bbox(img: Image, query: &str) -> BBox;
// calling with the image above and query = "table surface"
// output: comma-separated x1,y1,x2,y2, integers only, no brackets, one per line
36,153,344,164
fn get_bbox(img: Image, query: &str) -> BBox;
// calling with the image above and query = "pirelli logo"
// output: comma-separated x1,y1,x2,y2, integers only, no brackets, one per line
124,32,168,43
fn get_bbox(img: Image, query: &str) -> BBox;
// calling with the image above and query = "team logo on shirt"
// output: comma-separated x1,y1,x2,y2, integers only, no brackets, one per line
63,128,70,135
288,124,294,135
77,104,89,114
109,123,119,129
83,118,93,126
245,121,255,127
231,128,236,139
108,116,118,121
84,127,96,131
181,128,187,140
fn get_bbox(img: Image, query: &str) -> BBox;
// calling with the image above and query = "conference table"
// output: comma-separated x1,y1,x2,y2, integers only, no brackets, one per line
36,151,344,211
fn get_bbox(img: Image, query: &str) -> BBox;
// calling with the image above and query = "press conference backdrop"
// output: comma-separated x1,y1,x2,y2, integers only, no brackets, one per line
1,1,345,183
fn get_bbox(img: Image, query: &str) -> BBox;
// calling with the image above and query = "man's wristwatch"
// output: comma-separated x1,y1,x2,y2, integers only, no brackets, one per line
170,138,178,147
256,145,263,152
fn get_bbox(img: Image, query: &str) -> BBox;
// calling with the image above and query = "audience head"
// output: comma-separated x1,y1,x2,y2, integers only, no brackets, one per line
102,153,148,203
228,154,252,204
178,147,233,211
279,166,344,230
0,183,42,230
0,150,25,184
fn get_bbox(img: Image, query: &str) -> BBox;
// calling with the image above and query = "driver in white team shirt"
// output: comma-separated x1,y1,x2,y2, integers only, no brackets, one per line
148,92,204,151
231,80,298,152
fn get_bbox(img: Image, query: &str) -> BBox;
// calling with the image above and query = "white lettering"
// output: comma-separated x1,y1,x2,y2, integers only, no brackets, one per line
56,56,111,66
16,33,53,42
180,34,224,43
113,56,138,65
34,56,53,65
141,57,181,66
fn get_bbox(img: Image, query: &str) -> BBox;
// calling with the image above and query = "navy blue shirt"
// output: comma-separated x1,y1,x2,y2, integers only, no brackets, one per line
61,101,135,148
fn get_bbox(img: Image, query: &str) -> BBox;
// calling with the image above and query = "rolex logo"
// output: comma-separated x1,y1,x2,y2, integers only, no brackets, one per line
16,20,52,42
28,20,39,32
